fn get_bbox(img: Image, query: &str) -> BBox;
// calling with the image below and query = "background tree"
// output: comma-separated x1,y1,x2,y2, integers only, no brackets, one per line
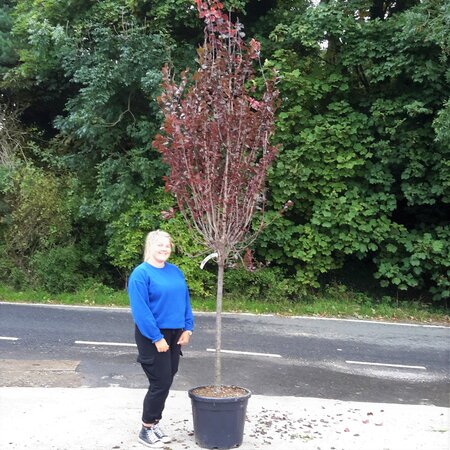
0,0,447,303
253,0,449,300
0,1,16,77
0,0,206,291
153,0,280,385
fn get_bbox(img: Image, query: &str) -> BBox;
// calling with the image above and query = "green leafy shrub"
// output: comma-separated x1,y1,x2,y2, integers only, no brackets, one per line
107,192,215,299
375,226,450,301
4,164,72,258
223,266,298,304
256,0,449,300
0,163,77,291
31,245,84,293
0,244,29,289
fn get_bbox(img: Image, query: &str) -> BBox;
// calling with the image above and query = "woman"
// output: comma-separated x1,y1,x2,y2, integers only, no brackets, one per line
128,230,194,448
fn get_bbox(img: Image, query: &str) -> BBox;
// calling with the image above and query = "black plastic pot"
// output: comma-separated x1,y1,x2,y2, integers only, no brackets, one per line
188,386,251,449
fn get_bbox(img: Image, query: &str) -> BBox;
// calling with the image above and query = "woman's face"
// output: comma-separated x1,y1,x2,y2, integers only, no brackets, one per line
149,236,172,265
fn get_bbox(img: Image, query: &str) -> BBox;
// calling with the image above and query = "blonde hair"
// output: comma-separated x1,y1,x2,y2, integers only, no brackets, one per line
143,230,173,262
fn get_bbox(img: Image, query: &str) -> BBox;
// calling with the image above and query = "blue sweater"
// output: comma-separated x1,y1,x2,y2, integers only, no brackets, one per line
128,261,194,342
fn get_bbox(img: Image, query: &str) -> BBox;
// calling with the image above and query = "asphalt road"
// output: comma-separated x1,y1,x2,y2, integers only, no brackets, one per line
0,302,448,406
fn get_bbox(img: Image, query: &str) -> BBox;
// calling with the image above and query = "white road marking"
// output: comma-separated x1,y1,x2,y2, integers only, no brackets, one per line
206,348,281,358
0,336,19,341
346,360,427,370
75,340,136,347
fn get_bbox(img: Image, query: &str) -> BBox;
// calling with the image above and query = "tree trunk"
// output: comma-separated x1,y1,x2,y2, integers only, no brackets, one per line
214,255,225,386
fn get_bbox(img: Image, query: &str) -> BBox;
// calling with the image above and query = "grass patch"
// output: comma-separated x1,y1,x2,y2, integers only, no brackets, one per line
217,295,448,324
0,284,129,307
0,284,448,324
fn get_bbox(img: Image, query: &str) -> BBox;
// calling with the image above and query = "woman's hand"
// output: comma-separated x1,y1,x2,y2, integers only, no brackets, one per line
155,338,169,352
177,331,192,346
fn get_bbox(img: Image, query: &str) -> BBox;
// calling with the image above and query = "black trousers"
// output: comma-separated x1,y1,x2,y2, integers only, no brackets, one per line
135,326,183,424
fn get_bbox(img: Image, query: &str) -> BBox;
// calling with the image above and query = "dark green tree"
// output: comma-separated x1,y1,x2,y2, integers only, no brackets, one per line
0,1,16,76
256,0,449,299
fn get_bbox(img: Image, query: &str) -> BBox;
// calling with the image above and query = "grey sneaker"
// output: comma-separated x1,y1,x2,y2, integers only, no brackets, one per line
138,426,164,448
152,423,171,443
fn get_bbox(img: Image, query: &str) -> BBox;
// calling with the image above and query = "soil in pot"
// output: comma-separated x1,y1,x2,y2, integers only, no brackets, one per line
191,385,249,398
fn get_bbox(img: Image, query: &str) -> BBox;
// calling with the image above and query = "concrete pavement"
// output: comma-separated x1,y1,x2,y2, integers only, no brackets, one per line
0,387,448,449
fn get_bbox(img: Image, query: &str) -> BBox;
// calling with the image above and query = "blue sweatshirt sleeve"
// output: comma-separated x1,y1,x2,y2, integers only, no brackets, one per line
128,268,164,343
184,288,194,332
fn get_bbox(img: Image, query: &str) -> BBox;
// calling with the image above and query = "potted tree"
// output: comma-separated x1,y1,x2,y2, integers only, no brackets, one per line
153,0,280,447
